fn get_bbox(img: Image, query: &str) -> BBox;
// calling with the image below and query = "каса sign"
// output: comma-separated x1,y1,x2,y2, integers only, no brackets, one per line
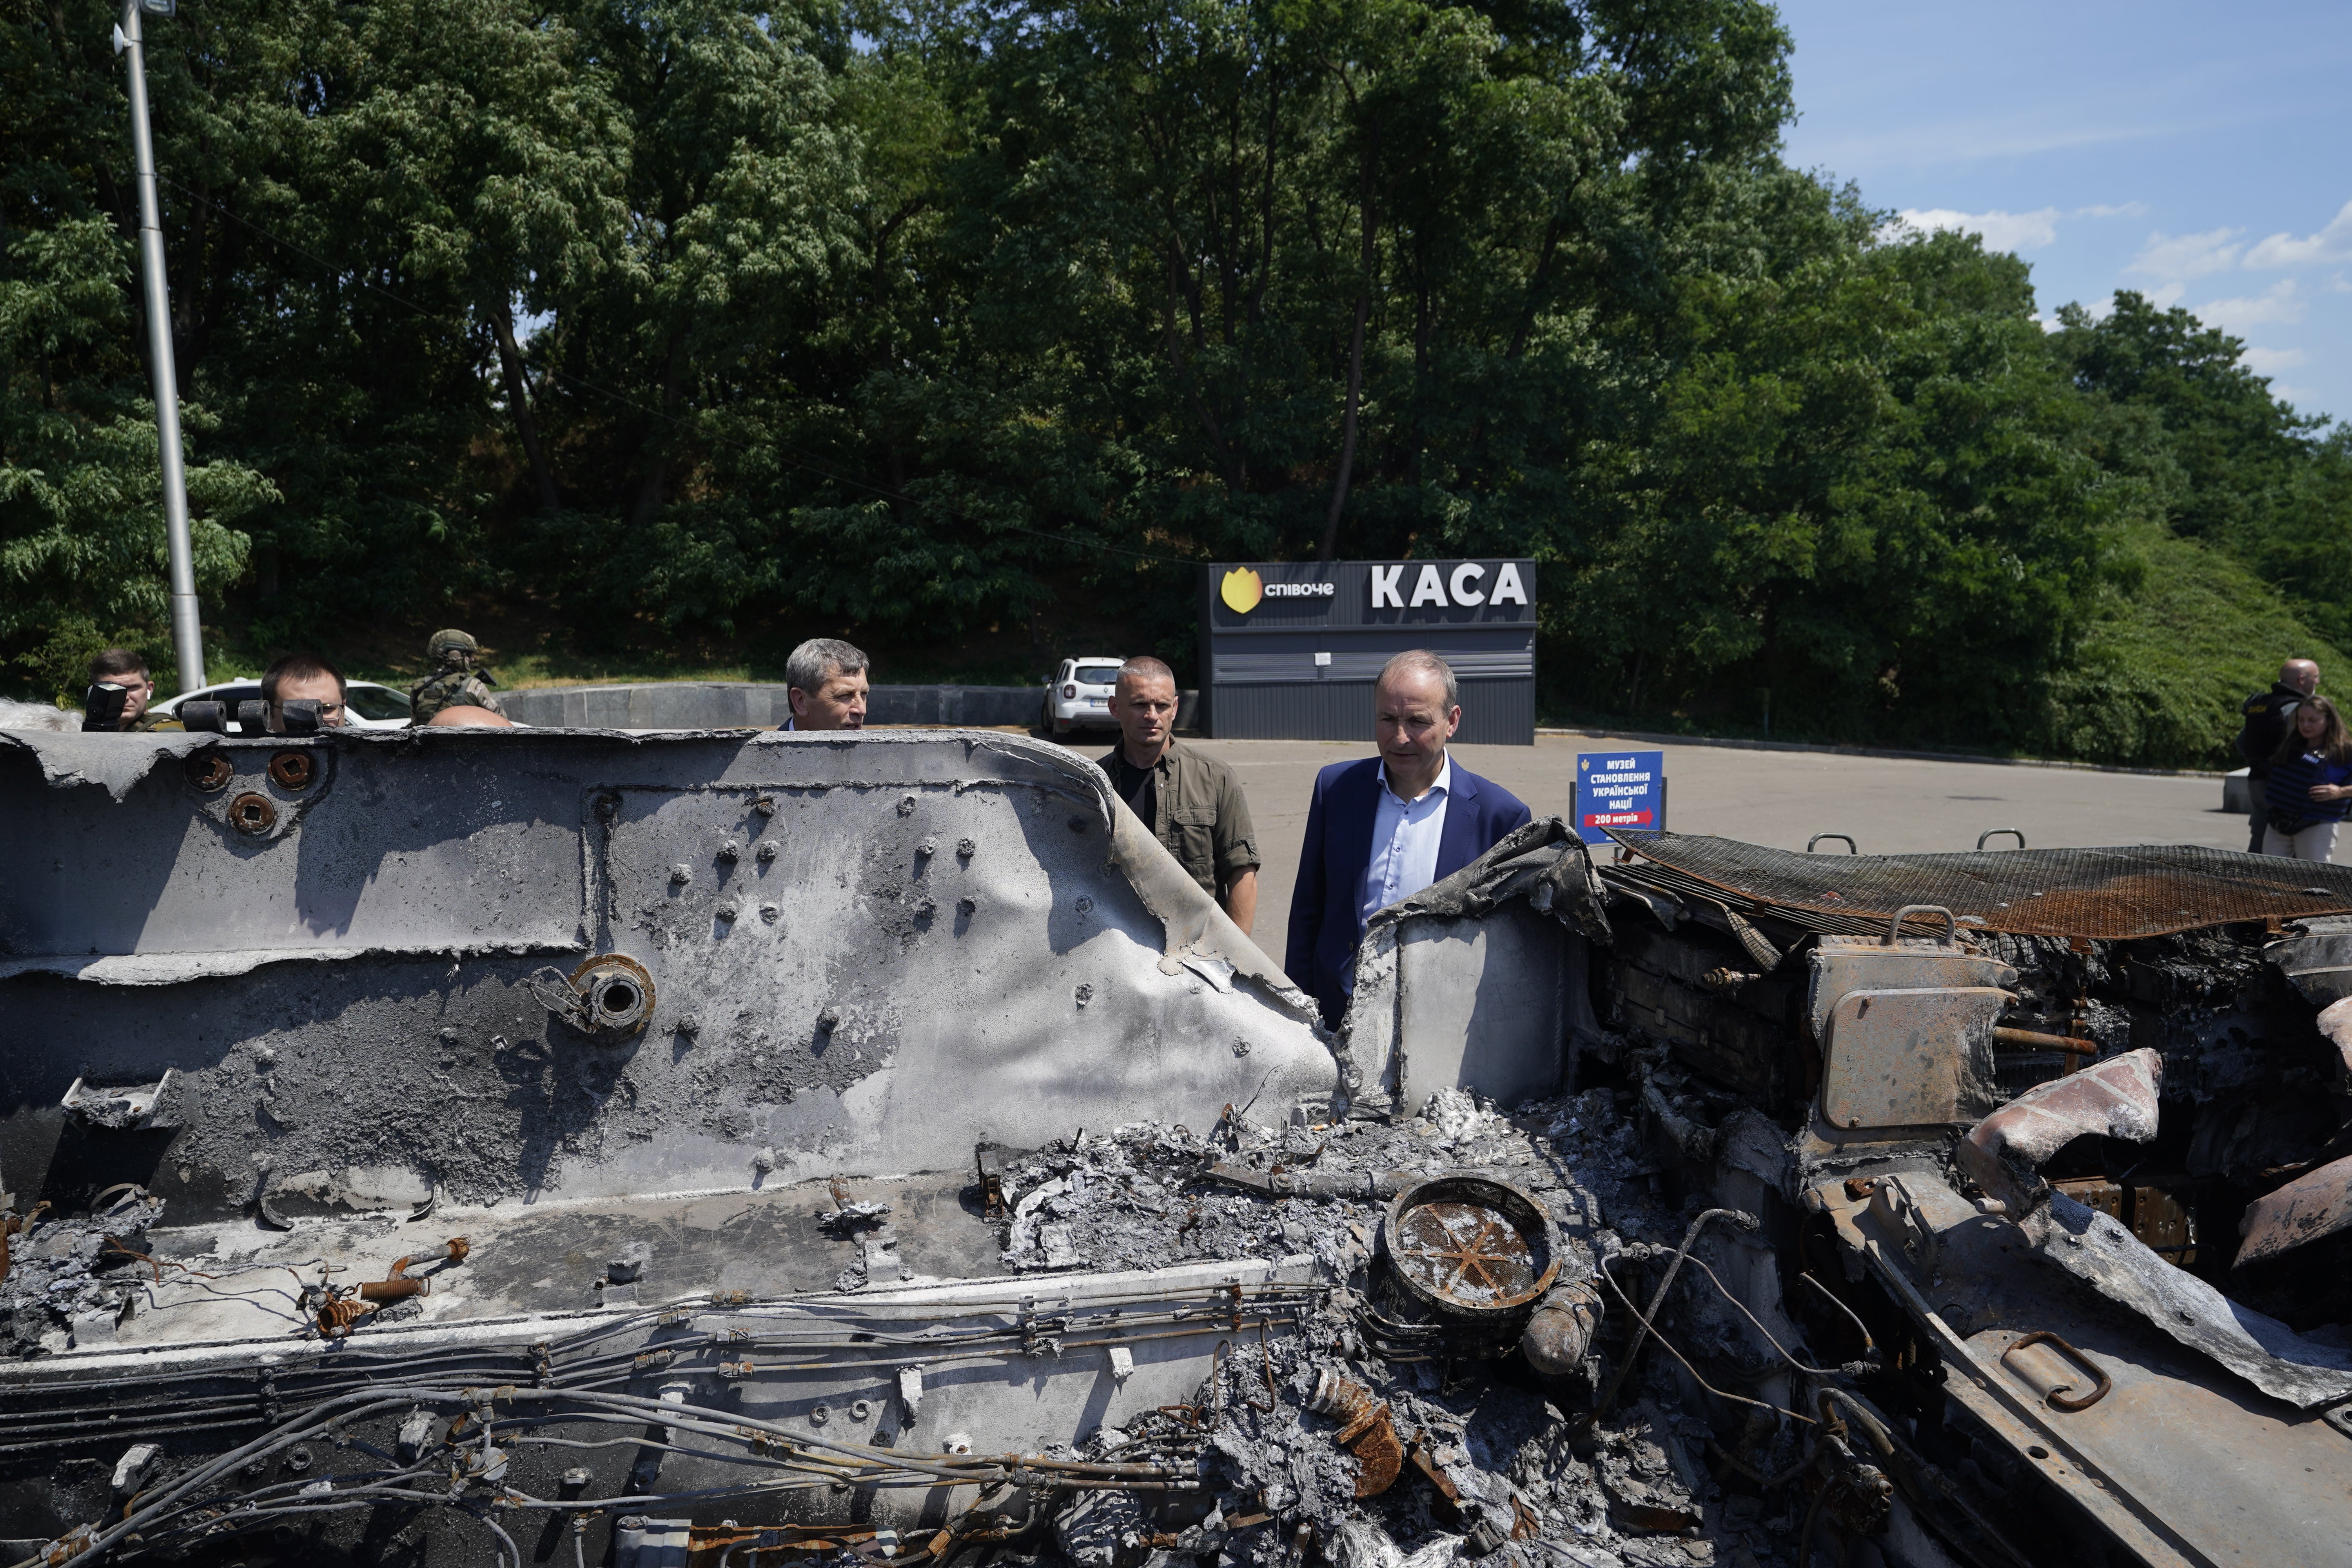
1199,559,1538,742
1215,559,1534,619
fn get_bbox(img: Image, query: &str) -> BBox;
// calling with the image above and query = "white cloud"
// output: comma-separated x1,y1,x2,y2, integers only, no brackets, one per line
2243,199,2352,269
1895,207,2062,251
2129,227,2244,284
2194,279,2305,332
2239,346,2308,375
2074,202,2149,220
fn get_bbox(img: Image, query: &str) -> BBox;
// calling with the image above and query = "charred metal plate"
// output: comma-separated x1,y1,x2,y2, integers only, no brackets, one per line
1609,831,2352,939
2236,1151,2352,1269
0,734,583,967
1820,986,2007,1131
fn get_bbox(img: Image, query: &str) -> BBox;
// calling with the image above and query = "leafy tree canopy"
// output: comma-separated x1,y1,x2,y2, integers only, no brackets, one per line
2,0,2342,766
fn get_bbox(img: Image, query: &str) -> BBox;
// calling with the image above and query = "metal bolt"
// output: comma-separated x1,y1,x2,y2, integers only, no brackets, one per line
957,838,975,858
757,841,778,863
1075,896,1094,915
437,1027,458,1044
810,1403,830,1425
285,1446,313,1473
918,837,937,858
716,903,739,923
1075,984,1094,1009
718,840,742,863
851,1399,872,1421
760,903,780,924
678,1013,702,1037
897,795,916,817
754,798,777,817
669,863,691,885
228,792,278,835
267,751,316,791
184,751,234,792
957,897,976,916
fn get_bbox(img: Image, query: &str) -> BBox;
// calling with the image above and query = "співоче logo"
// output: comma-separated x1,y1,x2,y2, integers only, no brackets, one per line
1222,569,1336,613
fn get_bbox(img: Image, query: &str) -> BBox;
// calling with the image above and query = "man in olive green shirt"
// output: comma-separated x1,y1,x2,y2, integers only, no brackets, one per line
1100,656,1261,934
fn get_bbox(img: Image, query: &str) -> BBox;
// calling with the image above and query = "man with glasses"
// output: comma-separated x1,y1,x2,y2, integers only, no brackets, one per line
262,652,350,730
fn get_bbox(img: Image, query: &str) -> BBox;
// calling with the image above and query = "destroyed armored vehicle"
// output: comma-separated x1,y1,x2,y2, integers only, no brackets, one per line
2,725,2349,1568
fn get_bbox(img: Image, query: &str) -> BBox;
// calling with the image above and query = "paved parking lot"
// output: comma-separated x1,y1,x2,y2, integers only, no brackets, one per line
1049,729,2241,951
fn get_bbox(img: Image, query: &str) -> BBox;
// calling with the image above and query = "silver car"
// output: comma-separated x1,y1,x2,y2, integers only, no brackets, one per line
1039,655,1123,736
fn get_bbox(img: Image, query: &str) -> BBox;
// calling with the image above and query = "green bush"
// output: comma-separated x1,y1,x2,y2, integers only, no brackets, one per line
2039,526,2337,770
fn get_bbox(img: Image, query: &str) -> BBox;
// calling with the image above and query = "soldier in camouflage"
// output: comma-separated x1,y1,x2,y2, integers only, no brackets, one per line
407,629,505,724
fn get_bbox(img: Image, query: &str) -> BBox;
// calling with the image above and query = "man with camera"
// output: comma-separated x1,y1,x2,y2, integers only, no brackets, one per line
262,652,350,730
82,649,178,731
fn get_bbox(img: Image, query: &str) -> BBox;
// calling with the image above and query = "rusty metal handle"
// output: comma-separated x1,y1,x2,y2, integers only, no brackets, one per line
2000,1330,2112,1412
1882,905,1957,947
1976,828,2026,851
1807,833,1858,854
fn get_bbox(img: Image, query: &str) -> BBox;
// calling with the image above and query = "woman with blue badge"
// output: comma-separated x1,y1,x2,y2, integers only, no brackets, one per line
2263,695,2352,861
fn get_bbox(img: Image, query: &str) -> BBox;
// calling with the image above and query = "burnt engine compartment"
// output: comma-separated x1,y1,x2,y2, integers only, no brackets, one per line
1578,837,2352,1568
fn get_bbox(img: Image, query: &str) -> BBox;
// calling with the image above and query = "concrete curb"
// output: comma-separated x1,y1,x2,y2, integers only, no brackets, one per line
499,681,1201,732
1535,724,2232,781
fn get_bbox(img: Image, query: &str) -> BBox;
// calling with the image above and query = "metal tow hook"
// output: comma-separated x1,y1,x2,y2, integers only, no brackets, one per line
2000,1330,2113,1411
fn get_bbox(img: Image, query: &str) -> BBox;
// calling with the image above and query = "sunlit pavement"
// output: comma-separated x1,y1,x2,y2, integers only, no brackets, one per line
1044,730,2240,953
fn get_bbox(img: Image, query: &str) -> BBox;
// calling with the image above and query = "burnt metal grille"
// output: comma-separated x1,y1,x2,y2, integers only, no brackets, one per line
1601,832,2352,940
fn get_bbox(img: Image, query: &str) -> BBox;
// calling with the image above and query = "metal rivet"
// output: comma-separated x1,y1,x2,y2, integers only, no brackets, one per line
898,795,916,817
718,840,741,863
851,1399,871,1421
757,842,778,863
956,838,975,858
669,863,691,884
810,1404,830,1425
184,752,234,792
229,792,279,835
1075,984,1094,1009
760,903,780,924
716,903,739,923
754,798,777,817
678,1013,702,1036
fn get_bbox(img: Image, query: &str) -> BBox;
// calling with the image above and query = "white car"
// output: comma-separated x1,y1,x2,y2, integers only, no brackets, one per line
1040,657,1125,736
154,679,414,734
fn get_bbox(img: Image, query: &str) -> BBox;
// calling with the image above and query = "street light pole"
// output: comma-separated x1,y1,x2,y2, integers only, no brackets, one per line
116,0,206,693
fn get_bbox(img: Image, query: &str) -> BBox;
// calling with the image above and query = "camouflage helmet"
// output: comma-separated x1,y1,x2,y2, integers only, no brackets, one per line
427,628,481,661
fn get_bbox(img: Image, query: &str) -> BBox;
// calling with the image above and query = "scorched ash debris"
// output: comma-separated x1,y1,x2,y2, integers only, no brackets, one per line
993,1082,1806,1568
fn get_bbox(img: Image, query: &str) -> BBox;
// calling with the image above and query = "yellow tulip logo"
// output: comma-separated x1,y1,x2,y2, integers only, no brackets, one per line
1220,567,1264,614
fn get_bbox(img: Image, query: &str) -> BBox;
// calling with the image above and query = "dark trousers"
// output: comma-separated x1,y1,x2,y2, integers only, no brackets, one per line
2249,775,2269,854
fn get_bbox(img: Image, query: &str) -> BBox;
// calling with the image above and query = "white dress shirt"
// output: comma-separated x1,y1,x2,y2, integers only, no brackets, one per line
1361,753,1453,930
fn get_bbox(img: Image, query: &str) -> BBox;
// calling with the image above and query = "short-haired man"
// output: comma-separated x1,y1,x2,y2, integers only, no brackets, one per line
784,638,869,731
85,648,174,731
2239,659,2321,853
427,705,516,728
1285,650,1532,1027
1102,655,1261,933
261,652,349,731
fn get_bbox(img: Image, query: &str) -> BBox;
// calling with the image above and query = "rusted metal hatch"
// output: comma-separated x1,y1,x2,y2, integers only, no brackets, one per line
1602,832,2352,940
1380,1174,1559,1319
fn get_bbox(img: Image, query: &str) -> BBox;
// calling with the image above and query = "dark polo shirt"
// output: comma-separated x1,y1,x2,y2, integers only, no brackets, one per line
1099,738,1260,900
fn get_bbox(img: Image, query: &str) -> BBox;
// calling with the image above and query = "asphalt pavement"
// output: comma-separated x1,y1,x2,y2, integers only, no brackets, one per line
1048,729,2244,954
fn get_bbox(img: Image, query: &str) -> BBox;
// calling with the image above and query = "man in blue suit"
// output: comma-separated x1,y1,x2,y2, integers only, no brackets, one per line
1284,650,1532,1027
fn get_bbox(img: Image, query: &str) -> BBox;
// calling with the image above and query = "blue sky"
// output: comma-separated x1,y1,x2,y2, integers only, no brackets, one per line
1773,0,2352,425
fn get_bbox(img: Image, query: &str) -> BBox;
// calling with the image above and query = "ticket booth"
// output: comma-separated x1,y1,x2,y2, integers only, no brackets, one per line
1198,559,1537,744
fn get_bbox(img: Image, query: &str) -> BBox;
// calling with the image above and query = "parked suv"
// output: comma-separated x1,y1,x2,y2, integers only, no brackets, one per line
1039,657,1124,736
